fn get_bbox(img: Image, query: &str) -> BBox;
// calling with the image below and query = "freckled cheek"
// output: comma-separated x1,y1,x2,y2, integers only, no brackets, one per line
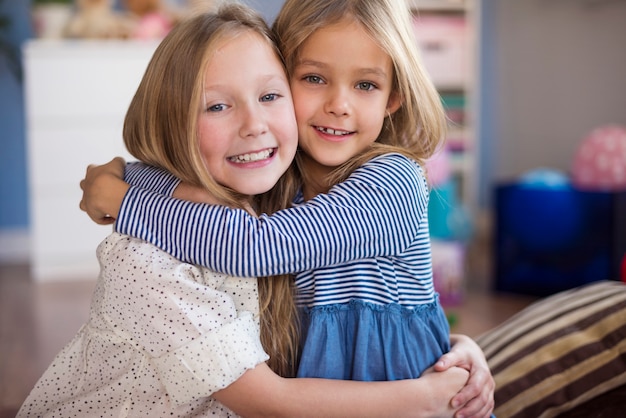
271,105,298,150
364,103,388,130
197,121,211,144
197,123,228,165
197,127,212,158
285,111,299,143
291,89,315,122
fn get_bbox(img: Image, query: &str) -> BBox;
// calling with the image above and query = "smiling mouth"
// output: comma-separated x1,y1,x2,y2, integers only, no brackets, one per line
227,148,275,163
315,126,354,136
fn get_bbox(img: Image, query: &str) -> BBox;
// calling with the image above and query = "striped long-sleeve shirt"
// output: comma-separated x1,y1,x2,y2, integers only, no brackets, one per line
119,153,436,308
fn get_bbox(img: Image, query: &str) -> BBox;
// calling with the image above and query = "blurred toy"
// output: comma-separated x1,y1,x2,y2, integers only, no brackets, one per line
65,0,133,39
32,0,74,39
571,124,626,191
123,0,175,39
425,146,451,188
431,239,464,306
184,0,220,17
425,147,473,241
519,167,570,189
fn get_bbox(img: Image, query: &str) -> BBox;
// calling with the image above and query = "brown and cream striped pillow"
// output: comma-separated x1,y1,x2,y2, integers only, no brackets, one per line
475,280,626,418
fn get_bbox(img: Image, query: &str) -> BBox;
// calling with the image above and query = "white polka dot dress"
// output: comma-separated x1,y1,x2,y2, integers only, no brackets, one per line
17,233,268,417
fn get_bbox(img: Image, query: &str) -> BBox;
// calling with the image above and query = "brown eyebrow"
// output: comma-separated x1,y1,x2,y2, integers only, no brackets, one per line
203,73,288,92
294,59,328,71
296,59,389,80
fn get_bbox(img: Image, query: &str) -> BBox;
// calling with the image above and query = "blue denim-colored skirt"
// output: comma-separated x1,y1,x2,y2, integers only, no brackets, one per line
296,298,451,381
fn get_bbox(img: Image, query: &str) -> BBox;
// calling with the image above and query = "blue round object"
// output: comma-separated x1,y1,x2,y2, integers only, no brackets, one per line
500,180,582,253
519,168,570,189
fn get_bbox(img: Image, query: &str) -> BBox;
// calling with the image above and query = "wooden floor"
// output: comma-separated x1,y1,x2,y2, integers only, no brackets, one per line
0,251,539,416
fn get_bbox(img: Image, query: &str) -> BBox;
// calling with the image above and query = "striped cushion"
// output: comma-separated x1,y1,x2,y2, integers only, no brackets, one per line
475,281,626,418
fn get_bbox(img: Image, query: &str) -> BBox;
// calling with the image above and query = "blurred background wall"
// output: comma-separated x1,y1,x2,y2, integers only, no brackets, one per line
1,0,625,265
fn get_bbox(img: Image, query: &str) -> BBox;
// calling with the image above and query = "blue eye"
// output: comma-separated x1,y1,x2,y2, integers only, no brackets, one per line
357,81,376,91
207,103,226,112
304,75,324,84
260,93,279,102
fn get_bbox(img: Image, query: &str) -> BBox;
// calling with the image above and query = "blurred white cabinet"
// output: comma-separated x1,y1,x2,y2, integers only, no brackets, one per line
24,40,159,281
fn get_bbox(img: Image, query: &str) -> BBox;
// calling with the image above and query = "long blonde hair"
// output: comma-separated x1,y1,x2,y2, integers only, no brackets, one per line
272,0,446,186
124,3,298,377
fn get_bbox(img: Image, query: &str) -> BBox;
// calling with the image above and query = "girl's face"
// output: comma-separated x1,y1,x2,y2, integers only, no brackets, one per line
290,18,401,170
198,31,298,196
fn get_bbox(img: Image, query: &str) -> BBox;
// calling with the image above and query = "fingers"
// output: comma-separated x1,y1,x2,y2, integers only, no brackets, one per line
83,157,125,182
439,334,478,372
79,197,114,225
443,336,495,418
108,157,126,175
97,216,116,226
79,157,126,224
79,199,113,224
451,368,495,418
434,351,459,372
112,156,126,167
453,395,494,418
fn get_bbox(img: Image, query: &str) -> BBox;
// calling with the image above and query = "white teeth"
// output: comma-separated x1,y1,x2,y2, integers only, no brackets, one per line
317,126,351,136
228,149,273,163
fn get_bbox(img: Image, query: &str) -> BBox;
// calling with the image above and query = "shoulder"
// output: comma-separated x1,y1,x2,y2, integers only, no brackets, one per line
349,153,427,190
96,233,174,281
97,233,226,289
325,153,429,210
358,153,423,177
97,232,155,260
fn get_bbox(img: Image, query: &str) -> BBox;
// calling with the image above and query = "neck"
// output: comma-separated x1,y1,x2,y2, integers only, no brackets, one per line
239,197,257,216
298,152,334,201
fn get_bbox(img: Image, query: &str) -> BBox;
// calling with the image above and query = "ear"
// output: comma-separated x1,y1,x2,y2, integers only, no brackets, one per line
386,91,402,115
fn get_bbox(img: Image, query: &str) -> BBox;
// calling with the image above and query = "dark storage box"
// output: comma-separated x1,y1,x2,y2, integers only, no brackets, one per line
494,184,626,296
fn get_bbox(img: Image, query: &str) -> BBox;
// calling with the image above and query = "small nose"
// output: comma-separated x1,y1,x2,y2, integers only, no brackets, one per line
240,104,268,138
324,86,350,117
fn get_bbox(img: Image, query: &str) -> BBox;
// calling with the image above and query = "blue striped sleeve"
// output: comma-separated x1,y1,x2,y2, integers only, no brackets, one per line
124,162,180,197
116,153,429,278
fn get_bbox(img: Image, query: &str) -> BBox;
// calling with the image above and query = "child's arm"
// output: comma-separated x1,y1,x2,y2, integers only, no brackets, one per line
80,158,242,223
80,158,187,224
215,361,469,418
81,154,428,277
436,334,495,418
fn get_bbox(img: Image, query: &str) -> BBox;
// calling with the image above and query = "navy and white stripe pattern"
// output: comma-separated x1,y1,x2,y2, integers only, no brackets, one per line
125,162,181,197
118,153,435,307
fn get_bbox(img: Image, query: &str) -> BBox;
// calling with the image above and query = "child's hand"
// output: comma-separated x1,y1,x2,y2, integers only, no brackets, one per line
420,366,470,418
435,334,495,418
79,157,129,225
